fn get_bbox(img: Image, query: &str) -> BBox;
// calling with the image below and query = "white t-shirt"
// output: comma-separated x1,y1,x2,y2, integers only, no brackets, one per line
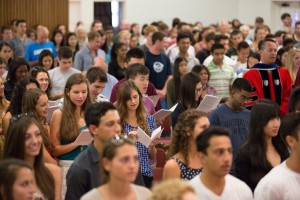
203,55,236,67
190,174,253,200
254,161,300,200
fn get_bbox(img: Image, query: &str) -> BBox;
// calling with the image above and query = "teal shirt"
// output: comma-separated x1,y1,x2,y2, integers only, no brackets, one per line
58,125,88,160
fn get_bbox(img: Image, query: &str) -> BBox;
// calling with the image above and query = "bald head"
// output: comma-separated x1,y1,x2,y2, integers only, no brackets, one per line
37,26,49,44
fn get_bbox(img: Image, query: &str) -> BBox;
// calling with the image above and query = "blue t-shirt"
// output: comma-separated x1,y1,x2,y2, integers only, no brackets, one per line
209,104,250,158
145,51,172,90
25,41,57,62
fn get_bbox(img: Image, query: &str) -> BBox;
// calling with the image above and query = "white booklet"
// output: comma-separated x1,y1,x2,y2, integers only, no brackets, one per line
74,130,93,145
148,95,160,107
153,103,178,121
196,95,222,113
46,105,61,123
137,126,163,147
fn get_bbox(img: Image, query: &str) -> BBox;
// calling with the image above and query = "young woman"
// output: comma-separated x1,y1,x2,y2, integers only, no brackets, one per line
275,47,289,68
65,32,80,60
250,25,266,53
108,42,127,80
163,109,209,180
0,57,8,80
285,48,300,82
50,73,92,196
0,159,36,200
0,76,10,157
166,57,188,108
4,58,30,100
81,135,152,200
192,64,217,98
116,81,158,188
3,117,62,200
0,42,13,66
235,99,290,191
247,52,260,69
22,88,57,165
38,50,55,70
171,72,202,128
30,66,52,98
3,76,39,135
75,25,87,50
51,29,64,52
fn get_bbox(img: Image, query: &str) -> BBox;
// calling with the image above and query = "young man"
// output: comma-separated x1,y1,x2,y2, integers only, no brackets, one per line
25,26,57,67
196,32,216,64
9,19,31,59
190,127,253,200
0,25,13,44
171,31,200,72
110,48,162,111
254,113,300,199
65,102,144,200
146,31,172,99
243,38,293,115
86,67,108,102
207,43,236,98
48,46,80,99
234,41,250,77
209,78,252,174
74,31,105,71
226,30,244,60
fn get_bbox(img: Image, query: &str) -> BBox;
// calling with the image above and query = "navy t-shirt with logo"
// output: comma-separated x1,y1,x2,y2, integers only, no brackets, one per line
145,51,172,90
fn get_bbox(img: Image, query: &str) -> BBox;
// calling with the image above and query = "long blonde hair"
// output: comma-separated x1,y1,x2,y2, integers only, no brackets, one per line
116,81,151,136
285,48,300,81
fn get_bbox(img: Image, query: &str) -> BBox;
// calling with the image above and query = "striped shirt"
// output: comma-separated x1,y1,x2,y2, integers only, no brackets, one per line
207,61,236,97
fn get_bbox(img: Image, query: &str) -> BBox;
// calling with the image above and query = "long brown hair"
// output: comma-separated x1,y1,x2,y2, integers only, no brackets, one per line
3,117,55,200
58,73,92,141
22,88,52,150
116,81,150,136
169,109,208,165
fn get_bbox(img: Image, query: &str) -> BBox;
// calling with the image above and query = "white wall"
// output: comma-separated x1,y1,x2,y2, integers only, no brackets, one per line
69,0,300,32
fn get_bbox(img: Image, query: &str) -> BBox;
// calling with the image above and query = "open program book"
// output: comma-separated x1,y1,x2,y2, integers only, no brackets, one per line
74,130,93,145
152,103,178,121
137,126,163,147
196,95,222,113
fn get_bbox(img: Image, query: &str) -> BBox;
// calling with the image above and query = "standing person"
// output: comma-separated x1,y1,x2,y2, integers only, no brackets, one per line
250,25,266,53
166,57,188,108
285,48,300,82
9,19,31,59
74,31,105,71
243,38,293,115
48,46,80,100
209,78,252,174
3,116,62,200
51,29,64,52
30,66,52,98
65,32,80,61
235,99,290,191
207,43,236,98
0,25,13,44
138,25,158,54
81,135,151,200
108,42,127,80
38,49,55,70
226,30,244,60
163,109,210,180
192,65,217,98
117,81,158,188
25,26,57,67
254,113,300,199
50,73,92,197
0,42,13,67
171,72,202,128
190,127,253,200
4,58,30,100
22,88,56,165
0,159,36,200
0,57,8,80
145,31,172,100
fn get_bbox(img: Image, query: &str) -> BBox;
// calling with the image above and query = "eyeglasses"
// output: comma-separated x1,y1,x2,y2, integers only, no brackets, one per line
235,93,252,102
195,87,203,94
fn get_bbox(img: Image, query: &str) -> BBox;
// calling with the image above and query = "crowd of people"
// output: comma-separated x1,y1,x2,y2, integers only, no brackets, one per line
0,13,300,200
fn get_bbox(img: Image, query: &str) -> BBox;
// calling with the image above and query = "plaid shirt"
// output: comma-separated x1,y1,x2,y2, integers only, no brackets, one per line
124,115,157,177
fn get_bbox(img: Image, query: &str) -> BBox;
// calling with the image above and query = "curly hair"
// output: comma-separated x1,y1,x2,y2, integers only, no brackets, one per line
169,109,208,165
30,66,52,97
7,77,40,115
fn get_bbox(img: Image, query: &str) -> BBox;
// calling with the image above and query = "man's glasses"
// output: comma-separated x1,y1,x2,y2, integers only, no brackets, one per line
235,93,252,102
